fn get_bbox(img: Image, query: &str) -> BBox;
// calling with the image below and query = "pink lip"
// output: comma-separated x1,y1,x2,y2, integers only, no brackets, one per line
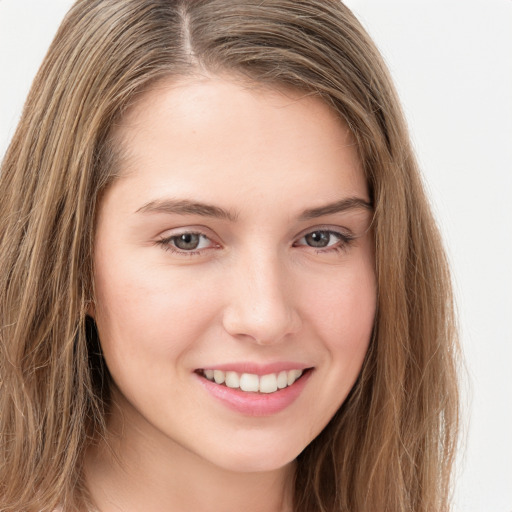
195,368,313,417
198,361,311,375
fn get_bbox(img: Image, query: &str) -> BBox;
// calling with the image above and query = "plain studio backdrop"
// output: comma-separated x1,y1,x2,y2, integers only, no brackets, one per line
1,1,511,511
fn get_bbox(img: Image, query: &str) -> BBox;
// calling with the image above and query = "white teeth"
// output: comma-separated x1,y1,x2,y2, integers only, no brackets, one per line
213,370,225,384
202,368,305,393
225,371,240,388
287,369,302,386
240,373,259,392
259,373,278,393
277,370,288,389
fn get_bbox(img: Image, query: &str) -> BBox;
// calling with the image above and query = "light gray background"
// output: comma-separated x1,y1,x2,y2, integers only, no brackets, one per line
1,1,511,510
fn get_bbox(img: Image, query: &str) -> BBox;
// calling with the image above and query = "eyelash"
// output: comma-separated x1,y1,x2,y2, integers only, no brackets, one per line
156,232,215,256
293,229,355,254
156,228,355,256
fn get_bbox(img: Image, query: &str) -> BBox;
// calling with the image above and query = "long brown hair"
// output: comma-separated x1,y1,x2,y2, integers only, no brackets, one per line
0,1,459,510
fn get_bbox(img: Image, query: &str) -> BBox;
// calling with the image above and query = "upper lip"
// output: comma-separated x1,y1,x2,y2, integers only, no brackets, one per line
196,362,313,376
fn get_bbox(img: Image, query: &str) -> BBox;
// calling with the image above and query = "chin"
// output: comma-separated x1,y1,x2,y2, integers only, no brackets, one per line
205,441,301,474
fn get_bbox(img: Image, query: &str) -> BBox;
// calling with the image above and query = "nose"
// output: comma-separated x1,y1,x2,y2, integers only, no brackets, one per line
221,250,302,345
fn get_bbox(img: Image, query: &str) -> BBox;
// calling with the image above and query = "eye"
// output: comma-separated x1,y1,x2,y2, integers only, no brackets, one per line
157,231,216,253
294,229,353,252
173,233,206,250
303,231,336,248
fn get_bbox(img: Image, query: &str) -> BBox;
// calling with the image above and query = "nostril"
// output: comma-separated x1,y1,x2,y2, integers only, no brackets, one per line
222,301,301,345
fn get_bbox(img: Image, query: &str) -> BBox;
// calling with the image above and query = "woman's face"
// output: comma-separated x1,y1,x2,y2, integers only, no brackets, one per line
92,76,376,473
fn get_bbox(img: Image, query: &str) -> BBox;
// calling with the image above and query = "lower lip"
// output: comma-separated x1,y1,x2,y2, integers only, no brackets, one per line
196,370,312,416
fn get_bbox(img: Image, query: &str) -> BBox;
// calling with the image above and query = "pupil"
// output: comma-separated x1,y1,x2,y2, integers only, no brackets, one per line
175,233,200,250
306,231,329,248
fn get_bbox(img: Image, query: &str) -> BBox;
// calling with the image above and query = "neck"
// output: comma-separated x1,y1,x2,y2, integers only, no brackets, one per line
84,396,295,512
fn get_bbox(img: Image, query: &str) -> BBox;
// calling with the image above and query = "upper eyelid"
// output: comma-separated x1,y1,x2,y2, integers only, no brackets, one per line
156,232,219,256
296,229,347,241
158,224,351,236
294,224,355,240
292,230,354,250
157,225,218,240
161,231,217,244
156,224,357,247
156,227,219,251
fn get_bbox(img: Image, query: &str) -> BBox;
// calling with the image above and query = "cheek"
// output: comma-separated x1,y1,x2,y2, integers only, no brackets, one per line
288,262,375,439
310,266,377,416
304,256,376,393
92,255,220,373
309,260,376,345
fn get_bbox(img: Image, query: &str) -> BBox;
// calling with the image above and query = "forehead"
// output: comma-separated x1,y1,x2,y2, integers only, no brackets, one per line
104,74,367,214
115,74,358,158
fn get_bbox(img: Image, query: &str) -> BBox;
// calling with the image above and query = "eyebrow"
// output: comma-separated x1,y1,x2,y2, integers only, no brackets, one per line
299,197,373,220
136,199,239,222
136,196,372,222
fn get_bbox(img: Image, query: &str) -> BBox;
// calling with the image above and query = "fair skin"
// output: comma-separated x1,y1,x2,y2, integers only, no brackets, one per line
86,75,376,512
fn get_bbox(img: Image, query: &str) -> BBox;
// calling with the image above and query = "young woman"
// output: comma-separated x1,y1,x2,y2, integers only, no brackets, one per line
0,1,460,511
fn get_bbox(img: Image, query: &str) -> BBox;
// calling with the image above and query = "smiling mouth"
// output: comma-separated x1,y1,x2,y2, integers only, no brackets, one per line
196,368,310,394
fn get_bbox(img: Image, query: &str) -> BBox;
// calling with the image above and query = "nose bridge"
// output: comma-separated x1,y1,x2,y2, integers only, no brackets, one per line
222,245,300,344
